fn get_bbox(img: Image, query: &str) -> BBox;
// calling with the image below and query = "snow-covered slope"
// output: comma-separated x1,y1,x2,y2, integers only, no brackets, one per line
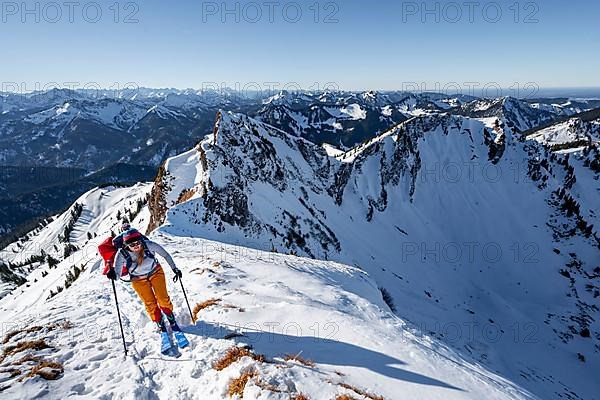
454,97,559,132
22,98,148,132
528,115,600,151
255,90,410,148
0,183,150,302
0,184,536,399
148,111,599,399
528,98,600,117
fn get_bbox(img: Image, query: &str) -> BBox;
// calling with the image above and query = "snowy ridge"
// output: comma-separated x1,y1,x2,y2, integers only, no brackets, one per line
453,97,557,132
254,91,481,148
0,184,151,305
528,117,600,149
149,110,599,399
0,184,536,399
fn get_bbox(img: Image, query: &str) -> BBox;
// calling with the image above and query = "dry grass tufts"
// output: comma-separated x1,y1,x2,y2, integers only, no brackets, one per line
0,368,22,378
2,320,72,345
27,361,63,380
196,268,217,276
227,369,257,398
192,298,221,320
2,339,50,361
284,353,316,367
338,383,384,400
176,188,196,204
2,326,43,344
59,320,73,330
13,354,42,365
213,346,265,371
335,395,358,400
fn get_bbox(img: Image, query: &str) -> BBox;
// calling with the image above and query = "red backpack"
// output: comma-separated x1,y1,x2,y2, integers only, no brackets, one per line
98,236,118,275
97,229,150,276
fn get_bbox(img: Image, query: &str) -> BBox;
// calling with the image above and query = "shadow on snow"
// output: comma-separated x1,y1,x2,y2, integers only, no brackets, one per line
185,319,465,392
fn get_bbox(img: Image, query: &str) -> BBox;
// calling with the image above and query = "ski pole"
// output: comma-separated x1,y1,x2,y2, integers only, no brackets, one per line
179,280,195,324
111,279,128,356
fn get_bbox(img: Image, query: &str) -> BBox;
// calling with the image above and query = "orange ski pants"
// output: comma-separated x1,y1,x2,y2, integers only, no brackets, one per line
130,266,174,322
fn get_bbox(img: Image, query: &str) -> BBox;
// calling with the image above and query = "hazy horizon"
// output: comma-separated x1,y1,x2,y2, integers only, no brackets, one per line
3,85,600,100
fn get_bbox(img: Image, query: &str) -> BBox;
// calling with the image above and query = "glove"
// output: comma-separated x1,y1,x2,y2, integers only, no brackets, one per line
172,268,183,282
106,267,117,281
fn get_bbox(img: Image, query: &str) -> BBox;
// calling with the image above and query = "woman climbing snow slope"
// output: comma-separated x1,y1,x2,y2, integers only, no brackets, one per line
104,225,188,354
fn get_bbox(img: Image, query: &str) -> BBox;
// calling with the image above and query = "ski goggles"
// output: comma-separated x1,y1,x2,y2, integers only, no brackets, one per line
127,240,142,249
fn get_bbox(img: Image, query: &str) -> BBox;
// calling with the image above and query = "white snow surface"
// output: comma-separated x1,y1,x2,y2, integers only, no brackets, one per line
529,118,600,146
0,185,535,399
321,143,344,157
324,104,367,120
20,99,148,132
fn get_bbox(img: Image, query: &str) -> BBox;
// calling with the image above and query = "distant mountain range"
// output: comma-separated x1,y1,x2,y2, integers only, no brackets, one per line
3,88,600,170
1,88,600,240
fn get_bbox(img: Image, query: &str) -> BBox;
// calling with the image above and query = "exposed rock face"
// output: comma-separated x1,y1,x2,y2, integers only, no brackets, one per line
146,163,170,234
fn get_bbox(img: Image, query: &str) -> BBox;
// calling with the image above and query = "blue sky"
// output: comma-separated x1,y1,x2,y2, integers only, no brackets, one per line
2,0,599,94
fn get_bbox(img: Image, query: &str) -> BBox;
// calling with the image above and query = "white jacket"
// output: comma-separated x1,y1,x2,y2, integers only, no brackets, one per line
113,240,177,277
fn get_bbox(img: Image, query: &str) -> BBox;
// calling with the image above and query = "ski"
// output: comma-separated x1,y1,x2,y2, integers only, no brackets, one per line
173,330,189,348
160,331,173,355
